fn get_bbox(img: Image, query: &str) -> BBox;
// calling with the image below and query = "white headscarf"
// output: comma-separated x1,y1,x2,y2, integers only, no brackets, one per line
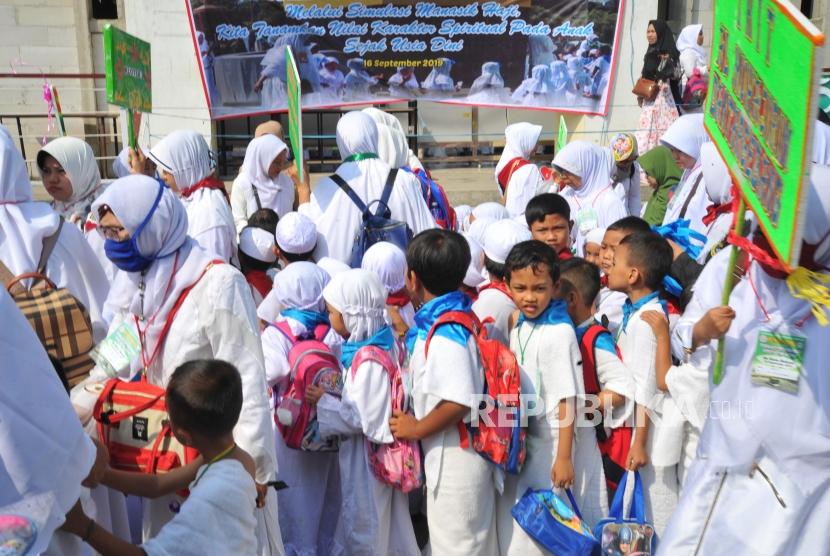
585,227,606,246
699,143,733,260
361,241,406,295
272,261,330,311
147,130,213,189
676,24,706,61
470,61,505,94
422,58,455,90
463,233,486,288
336,111,378,159
38,136,103,221
473,202,510,221
467,216,495,246
813,120,830,165
659,113,708,161
93,175,212,378
362,107,409,169
553,140,613,200
323,269,387,342
454,204,472,232
239,134,289,207
495,122,543,182
317,257,351,278
111,147,131,178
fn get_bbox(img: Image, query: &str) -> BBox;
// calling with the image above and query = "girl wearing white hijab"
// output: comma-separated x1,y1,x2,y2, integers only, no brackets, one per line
231,134,295,231
318,56,345,98
511,65,558,107
362,107,410,169
676,24,708,91
387,66,420,98
467,61,509,104
0,126,110,340
37,136,119,282
147,130,236,263
554,141,626,256
472,201,510,222
71,175,282,555
660,165,830,554
315,269,420,556
260,261,343,556
361,241,415,334
495,123,545,218
298,111,435,263
661,114,711,234
422,58,457,95
698,143,734,263
343,58,377,101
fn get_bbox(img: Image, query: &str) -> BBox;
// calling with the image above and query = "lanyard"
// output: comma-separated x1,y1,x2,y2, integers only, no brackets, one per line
135,252,181,372
746,264,811,328
516,322,537,365
192,443,236,488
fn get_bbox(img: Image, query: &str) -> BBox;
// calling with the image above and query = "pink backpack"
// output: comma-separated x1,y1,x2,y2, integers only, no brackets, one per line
273,322,342,451
351,345,423,493
682,68,707,110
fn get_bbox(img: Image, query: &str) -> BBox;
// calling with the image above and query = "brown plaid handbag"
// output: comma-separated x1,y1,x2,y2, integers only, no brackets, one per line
0,218,95,386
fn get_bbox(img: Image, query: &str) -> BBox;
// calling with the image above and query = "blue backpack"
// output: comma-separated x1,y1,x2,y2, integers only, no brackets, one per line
330,168,414,268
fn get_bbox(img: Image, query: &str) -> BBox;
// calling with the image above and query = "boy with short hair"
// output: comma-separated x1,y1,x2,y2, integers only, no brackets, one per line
525,193,573,260
61,360,259,556
389,229,498,555
497,241,607,552
606,231,677,535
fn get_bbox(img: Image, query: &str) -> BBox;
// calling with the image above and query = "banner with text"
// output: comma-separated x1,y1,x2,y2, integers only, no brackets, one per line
186,0,625,119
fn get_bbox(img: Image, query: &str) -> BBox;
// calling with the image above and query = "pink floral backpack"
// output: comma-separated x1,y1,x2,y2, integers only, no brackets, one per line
351,345,422,493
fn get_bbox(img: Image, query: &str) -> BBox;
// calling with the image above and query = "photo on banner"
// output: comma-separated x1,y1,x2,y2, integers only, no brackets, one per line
184,0,626,119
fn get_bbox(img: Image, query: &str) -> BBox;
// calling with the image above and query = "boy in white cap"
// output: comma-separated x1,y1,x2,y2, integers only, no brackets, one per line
238,226,278,307
275,212,318,264
472,219,532,345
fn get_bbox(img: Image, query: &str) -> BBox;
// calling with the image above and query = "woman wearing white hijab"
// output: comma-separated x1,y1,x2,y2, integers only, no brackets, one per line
495,122,545,218
698,143,734,263
388,66,420,98
70,175,282,554
147,130,236,263
361,241,415,335
676,24,708,91
297,111,435,263
362,107,425,171
316,269,420,556
0,126,110,340
467,61,509,104
231,134,295,232
554,140,626,256
260,261,343,556
660,165,830,554
660,114,711,234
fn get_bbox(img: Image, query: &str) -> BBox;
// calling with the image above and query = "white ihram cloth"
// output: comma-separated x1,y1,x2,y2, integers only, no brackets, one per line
555,141,627,256
409,329,498,555
316,270,419,555
0,125,110,341
660,114,711,232
141,459,258,556
73,175,281,554
148,130,236,262
0,289,97,556
231,135,295,231
495,122,545,217
699,141,734,262
38,136,104,225
298,111,435,263
497,320,607,555
472,286,517,347
661,165,830,553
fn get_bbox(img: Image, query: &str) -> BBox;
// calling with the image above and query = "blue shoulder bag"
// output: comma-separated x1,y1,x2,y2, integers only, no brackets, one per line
593,470,657,554
512,488,600,555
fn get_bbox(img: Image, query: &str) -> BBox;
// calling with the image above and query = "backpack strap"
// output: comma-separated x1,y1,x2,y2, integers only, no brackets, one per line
375,168,399,218
312,323,331,342
580,324,607,396
273,321,299,345
251,184,263,211
350,345,396,380
678,173,704,219
330,174,370,216
423,310,480,357
37,216,63,275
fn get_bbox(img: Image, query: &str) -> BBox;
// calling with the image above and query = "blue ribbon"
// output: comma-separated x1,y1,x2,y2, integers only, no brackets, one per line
620,291,669,334
517,299,573,327
651,219,707,261
281,308,330,331
405,291,473,354
340,326,396,369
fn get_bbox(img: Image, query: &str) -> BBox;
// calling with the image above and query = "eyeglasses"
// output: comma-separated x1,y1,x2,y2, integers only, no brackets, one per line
98,225,127,241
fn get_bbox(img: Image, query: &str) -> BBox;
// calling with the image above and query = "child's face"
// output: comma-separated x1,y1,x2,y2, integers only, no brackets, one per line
606,243,635,292
507,264,558,320
326,303,350,339
584,241,601,265
600,229,627,275
530,214,571,253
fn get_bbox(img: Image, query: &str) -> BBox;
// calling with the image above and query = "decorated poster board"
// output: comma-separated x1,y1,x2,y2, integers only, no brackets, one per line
286,46,304,182
185,0,627,119
103,24,152,147
704,0,824,268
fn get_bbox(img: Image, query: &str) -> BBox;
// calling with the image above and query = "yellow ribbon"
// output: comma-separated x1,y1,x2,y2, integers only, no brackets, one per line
786,267,830,326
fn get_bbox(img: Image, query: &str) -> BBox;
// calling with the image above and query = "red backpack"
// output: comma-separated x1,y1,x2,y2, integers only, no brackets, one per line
579,323,633,491
410,167,457,230
424,311,526,474
273,322,343,451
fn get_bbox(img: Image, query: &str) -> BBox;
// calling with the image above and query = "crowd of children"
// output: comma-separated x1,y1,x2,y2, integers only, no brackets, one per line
3,103,830,556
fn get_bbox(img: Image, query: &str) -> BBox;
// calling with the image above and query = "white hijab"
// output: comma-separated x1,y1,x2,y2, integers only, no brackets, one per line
455,204,472,232
463,233,487,288
422,58,454,90
699,143,733,261
495,122,543,183
467,216,495,246
553,140,613,200
362,107,409,169
676,24,706,61
470,61,504,93
473,202,509,221
660,113,708,160
272,261,330,312
147,130,213,189
93,175,212,378
111,147,131,178
323,269,387,342
239,134,289,207
38,136,103,222
361,241,406,295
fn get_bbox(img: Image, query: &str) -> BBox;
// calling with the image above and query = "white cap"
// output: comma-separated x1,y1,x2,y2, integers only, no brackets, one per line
276,212,317,255
239,226,277,263
584,227,606,247
483,219,532,264
462,234,487,288
317,257,351,278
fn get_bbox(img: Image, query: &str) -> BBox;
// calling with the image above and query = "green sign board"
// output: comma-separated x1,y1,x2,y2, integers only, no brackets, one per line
285,46,304,183
557,115,568,151
103,24,152,113
705,0,824,268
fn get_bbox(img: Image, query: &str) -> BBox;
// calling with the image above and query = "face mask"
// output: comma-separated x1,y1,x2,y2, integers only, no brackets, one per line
104,183,164,273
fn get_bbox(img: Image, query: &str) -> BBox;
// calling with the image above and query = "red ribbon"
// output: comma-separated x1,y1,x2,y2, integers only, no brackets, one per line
386,288,411,308
181,176,229,201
